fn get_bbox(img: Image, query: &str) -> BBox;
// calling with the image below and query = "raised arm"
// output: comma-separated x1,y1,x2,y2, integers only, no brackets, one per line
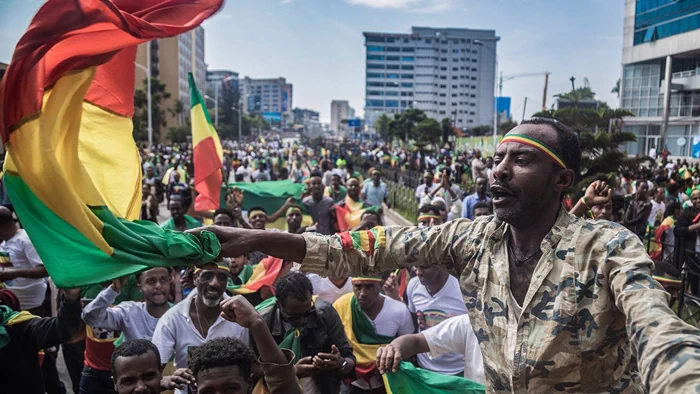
606,228,700,393
81,279,128,332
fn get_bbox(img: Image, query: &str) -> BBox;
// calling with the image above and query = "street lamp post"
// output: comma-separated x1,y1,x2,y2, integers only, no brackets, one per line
213,75,236,128
475,40,499,154
134,41,152,148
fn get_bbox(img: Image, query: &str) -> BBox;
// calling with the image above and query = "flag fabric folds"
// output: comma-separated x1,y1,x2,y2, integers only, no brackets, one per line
333,293,394,383
335,196,371,231
0,305,39,350
0,0,223,287
382,362,485,394
229,180,312,230
189,73,223,211
228,257,285,295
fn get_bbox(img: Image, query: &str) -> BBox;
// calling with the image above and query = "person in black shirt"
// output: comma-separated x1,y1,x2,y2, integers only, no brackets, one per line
0,288,82,394
255,272,356,393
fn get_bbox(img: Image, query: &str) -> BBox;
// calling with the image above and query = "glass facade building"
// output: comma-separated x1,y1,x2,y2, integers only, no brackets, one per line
621,0,700,157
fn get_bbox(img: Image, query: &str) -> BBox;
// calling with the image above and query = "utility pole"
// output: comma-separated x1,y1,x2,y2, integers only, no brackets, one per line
522,97,528,122
569,76,576,91
542,73,550,110
660,55,673,152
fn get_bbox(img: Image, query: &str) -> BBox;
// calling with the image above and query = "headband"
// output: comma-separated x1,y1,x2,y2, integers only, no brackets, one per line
417,214,441,222
352,276,383,283
194,262,231,274
370,170,381,175
286,207,302,217
499,133,567,169
248,210,266,219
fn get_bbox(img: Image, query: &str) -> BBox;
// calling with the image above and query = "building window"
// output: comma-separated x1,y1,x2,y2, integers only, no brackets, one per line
367,91,383,96
387,47,401,52
401,82,414,88
401,74,414,79
367,73,383,78
366,36,385,43
401,56,415,62
387,65,400,70
401,65,414,70
387,56,400,61
402,47,415,52
387,73,400,79
367,55,385,61
386,100,399,108
366,99,384,107
367,46,384,52
367,64,384,69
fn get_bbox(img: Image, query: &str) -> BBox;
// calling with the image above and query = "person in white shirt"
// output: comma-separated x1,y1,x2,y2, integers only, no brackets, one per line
0,207,48,312
307,273,352,305
81,267,173,341
376,314,486,386
405,267,484,382
415,171,438,204
648,186,666,227
152,262,248,394
337,277,414,393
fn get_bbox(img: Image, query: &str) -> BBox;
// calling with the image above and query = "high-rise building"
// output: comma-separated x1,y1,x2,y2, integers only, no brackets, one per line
207,70,239,94
621,0,700,157
239,77,293,125
135,26,207,141
331,100,353,133
363,26,498,131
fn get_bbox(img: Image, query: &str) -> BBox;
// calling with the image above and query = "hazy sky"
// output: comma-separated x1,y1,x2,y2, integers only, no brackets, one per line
0,0,624,123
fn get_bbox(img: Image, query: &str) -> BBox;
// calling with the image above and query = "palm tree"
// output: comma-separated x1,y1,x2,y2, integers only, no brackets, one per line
611,78,620,98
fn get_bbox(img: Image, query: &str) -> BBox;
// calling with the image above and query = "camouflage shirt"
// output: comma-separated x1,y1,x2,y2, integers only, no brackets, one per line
300,208,700,393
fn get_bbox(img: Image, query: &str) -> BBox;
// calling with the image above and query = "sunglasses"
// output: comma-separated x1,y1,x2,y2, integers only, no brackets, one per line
280,301,315,320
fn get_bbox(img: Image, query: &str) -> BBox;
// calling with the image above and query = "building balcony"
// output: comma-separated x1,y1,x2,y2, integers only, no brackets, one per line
661,69,700,91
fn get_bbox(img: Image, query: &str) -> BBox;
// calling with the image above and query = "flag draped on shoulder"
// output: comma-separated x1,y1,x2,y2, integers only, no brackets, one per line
189,73,223,211
0,0,223,287
383,361,485,394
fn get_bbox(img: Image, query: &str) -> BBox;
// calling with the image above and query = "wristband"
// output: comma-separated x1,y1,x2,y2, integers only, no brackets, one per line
580,197,591,210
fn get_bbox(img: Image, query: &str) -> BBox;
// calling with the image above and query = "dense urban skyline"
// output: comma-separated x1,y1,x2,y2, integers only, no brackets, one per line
0,0,623,124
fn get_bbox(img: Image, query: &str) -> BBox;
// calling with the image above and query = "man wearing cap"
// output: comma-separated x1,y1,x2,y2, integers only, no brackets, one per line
194,118,700,393
361,170,388,208
302,172,336,236
152,262,249,394
415,171,438,204
333,275,414,394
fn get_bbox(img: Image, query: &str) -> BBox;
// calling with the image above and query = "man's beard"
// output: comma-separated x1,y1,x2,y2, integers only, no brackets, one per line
201,293,223,307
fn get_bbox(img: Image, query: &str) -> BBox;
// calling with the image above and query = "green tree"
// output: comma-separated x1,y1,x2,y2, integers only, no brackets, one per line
167,124,190,143
611,78,621,98
533,80,643,197
469,125,492,136
375,113,393,141
498,119,518,135
414,118,442,146
133,77,171,142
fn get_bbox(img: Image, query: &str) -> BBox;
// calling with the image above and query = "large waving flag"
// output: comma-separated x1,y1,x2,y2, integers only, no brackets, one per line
0,0,223,287
189,73,223,211
230,180,312,230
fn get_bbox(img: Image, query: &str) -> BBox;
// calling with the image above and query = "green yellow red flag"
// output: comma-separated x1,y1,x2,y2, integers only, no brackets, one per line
0,0,223,287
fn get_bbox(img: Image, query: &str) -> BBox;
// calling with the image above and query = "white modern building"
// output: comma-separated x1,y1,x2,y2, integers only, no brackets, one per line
331,100,354,133
239,77,293,125
621,0,700,157
363,26,498,131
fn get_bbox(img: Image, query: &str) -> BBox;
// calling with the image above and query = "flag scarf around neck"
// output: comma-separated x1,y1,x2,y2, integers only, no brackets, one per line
382,361,485,394
333,293,394,382
189,73,223,211
228,180,312,230
0,0,223,287
0,305,39,350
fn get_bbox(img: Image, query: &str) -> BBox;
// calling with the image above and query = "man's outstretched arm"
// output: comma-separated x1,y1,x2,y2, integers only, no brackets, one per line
189,220,472,278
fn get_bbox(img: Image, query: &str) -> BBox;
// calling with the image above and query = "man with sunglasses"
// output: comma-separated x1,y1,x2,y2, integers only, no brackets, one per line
256,272,355,394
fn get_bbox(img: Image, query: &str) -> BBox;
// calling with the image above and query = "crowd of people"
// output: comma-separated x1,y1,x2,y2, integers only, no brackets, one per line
2,118,700,394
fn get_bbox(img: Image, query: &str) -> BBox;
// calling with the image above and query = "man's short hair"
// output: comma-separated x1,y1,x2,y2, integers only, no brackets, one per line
419,204,441,216
213,208,235,221
521,118,581,176
111,339,161,375
275,272,313,306
189,337,255,378
473,201,493,214
135,267,173,283
361,209,383,225
309,170,323,179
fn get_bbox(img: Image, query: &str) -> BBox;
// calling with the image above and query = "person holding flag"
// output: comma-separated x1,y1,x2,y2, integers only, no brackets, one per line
333,275,414,394
335,178,373,231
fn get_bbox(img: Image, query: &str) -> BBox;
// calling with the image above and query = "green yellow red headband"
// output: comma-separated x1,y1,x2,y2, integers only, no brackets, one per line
499,133,567,169
249,210,266,219
352,276,383,283
194,262,231,274
286,206,302,217
417,214,441,222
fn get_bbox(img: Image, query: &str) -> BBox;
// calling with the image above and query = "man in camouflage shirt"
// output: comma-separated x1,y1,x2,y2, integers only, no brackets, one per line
192,119,700,393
